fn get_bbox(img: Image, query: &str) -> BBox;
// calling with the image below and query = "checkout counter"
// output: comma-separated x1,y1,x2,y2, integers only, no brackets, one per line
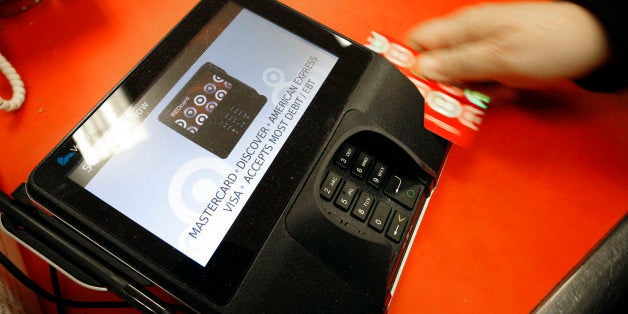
0,0,626,313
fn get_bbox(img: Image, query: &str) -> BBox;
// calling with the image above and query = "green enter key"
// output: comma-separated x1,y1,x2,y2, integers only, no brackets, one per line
383,174,424,210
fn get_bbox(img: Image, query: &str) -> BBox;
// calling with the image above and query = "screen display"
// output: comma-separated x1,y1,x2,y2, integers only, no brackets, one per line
66,4,338,266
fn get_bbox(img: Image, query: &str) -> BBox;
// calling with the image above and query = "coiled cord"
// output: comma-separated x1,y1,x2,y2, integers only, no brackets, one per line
0,52,25,112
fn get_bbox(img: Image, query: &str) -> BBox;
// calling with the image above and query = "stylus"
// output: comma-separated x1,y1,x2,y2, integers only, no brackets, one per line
0,193,174,314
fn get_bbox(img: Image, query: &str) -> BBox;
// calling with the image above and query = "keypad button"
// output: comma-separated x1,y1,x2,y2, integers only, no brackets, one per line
351,152,373,179
383,174,424,210
323,141,429,246
367,161,388,189
351,192,374,222
320,171,342,201
386,211,409,243
369,201,391,232
335,144,356,170
335,181,358,211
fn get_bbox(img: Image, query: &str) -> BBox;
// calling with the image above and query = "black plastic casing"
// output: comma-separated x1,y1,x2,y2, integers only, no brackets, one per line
220,54,448,313
19,1,449,312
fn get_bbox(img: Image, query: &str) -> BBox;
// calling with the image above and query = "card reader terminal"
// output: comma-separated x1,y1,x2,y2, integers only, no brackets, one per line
6,0,449,312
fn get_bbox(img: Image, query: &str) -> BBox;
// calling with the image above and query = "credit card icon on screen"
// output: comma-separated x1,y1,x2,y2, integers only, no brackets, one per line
159,62,267,158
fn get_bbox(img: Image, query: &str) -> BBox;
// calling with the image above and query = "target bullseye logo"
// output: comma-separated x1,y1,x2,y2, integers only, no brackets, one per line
204,83,217,94
196,113,208,126
172,74,233,136
184,107,197,118
215,90,227,101
168,157,233,253
206,101,218,113
212,75,224,83
175,119,186,128
194,94,207,106
158,62,265,160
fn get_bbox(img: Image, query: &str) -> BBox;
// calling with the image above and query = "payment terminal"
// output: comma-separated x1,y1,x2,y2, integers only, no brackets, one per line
0,0,449,312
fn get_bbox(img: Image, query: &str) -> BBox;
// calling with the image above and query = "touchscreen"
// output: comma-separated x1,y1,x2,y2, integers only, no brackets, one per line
66,3,338,266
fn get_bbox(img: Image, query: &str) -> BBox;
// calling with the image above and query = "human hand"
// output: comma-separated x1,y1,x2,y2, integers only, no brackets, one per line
407,1,610,88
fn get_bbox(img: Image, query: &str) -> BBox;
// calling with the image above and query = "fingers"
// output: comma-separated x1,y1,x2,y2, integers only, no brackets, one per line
407,2,612,86
407,4,513,82
415,38,515,83
407,4,505,51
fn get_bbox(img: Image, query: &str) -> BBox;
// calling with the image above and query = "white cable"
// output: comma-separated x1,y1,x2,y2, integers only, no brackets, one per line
0,52,26,112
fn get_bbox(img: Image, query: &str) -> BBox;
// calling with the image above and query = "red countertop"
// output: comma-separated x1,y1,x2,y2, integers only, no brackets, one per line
1,0,626,313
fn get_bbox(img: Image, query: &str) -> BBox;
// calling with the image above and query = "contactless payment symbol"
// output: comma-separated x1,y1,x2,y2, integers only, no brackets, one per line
158,62,267,159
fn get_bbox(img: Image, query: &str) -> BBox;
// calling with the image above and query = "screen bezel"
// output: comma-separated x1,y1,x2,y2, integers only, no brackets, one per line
27,0,372,306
